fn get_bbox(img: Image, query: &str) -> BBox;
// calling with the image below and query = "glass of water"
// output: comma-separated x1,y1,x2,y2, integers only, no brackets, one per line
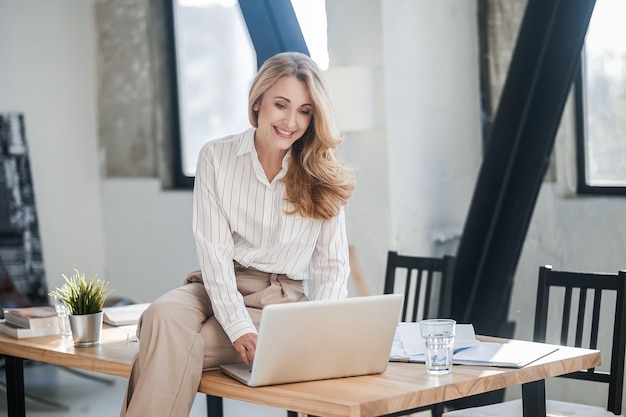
419,319,456,375
54,298,72,339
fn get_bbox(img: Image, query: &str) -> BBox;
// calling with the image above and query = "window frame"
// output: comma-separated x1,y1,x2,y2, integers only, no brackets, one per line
574,61,626,196
574,0,626,196
164,0,310,190
164,0,192,189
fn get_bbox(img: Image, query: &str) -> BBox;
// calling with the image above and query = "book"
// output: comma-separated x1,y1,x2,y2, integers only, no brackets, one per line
0,320,60,339
103,303,150,326
3,305,59,329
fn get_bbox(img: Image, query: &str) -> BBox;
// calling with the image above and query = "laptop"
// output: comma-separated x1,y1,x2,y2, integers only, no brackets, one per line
219,294,403,387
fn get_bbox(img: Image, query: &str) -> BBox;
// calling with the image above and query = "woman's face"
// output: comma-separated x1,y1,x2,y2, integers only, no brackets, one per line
253,75,313,153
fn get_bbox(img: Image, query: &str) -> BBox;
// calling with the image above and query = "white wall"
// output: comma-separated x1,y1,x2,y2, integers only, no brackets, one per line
0,1,107,293
325,0,393,296
102,179,196,302
0,1,198,304
382,0,481,256
326,0,482,296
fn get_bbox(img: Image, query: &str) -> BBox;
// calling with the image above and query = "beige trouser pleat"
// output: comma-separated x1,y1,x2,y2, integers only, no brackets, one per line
120,266,307,417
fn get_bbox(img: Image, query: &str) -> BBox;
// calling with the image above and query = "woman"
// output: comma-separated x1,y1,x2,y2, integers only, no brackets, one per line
120,52,355,417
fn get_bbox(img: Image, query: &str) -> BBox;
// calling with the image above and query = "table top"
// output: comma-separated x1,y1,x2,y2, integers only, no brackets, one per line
0,328,601,417
0,324,137,378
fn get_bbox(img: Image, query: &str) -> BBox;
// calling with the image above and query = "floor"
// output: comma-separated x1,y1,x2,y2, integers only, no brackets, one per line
0,362,432,417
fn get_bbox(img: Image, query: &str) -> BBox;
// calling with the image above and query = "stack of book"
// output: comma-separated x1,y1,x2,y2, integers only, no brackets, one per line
0,305,61,338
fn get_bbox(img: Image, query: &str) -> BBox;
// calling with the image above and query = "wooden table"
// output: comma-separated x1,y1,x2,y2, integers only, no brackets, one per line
0,328,600,417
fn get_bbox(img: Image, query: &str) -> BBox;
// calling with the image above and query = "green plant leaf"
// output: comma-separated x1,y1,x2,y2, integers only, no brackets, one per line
49,269,114,315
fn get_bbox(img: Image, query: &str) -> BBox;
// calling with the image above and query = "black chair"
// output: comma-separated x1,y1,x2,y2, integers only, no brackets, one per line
384,251,455,322
380,251,455,417
443,265,626,417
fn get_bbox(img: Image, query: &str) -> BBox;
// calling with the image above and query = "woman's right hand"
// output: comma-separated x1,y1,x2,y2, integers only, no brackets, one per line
233,333,258,365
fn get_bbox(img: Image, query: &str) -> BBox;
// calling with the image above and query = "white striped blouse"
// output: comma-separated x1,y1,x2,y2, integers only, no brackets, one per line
192,128,350,343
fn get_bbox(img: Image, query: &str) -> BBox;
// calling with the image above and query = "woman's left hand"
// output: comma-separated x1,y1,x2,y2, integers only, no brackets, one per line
233,333,258,365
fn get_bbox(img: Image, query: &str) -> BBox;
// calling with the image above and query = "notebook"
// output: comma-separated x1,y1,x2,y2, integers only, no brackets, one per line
451,341,559,368
219,294,403,387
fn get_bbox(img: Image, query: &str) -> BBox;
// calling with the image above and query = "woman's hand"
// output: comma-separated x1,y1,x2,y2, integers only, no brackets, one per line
233,333,258,365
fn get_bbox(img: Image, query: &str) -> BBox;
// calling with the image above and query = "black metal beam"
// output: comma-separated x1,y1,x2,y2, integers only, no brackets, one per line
450,0,596,336
238,0,309,68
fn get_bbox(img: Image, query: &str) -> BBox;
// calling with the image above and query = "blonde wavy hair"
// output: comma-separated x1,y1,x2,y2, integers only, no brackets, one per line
248,52,355,220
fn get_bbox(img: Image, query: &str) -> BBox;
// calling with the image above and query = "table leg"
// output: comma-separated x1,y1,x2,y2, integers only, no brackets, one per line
521,379,546,417
5,355,26,417
206,394,223,417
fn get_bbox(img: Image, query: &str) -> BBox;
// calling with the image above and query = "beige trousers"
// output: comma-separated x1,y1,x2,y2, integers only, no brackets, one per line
120,266,307,417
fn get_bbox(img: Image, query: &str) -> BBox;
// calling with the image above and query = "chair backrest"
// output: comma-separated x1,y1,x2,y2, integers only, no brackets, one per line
383,251,455,322
0,114,48,308
533,265,626,415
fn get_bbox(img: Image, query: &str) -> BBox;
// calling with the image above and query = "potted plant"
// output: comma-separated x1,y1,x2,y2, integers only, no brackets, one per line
49,269,113,347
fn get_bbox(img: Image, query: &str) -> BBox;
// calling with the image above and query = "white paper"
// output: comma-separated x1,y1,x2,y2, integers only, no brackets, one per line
390,323,479,360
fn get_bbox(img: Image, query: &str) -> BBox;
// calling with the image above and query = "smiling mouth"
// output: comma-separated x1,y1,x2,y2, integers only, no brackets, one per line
275,126,294,138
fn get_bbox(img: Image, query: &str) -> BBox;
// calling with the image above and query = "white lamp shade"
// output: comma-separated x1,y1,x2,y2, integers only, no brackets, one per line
323,66,375,132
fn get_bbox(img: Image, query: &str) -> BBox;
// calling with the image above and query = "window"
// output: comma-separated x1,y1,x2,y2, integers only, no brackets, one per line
166,0,328,188
169,0,256,187
576,0,626,195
